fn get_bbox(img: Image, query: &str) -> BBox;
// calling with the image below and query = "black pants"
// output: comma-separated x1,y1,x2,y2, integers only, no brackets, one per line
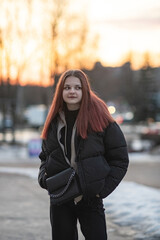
50,197,107,240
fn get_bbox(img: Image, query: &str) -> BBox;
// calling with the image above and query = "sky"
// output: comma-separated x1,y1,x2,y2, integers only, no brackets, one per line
85,0,160,68
1,0,160,85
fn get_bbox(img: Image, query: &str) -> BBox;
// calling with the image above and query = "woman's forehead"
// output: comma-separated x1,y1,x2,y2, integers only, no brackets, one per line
64,76,81,85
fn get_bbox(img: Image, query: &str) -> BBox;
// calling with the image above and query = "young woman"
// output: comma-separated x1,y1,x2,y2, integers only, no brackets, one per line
38,69,129,240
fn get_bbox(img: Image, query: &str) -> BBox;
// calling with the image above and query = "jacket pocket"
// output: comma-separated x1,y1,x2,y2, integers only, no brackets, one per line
46,148,69,177
80,155,110,198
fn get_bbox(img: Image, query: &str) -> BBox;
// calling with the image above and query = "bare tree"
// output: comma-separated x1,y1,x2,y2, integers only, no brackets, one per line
0,28,7,142
0,0,38,143
46,0,99,89
0,0,99,143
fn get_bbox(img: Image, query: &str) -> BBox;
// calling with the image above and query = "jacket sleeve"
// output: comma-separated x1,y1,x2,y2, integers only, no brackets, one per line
99,122,129,198
38,140,48,190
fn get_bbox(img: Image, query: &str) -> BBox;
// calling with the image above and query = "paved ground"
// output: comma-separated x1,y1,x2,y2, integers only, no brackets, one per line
0,155,160,239
124,160,160,189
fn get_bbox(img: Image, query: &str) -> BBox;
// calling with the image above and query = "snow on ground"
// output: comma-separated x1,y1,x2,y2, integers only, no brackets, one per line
104,182,160,239
0,166,38,179
0,144,40,163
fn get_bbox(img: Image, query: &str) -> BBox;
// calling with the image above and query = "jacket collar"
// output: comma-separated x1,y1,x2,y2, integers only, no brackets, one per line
57,110,77,170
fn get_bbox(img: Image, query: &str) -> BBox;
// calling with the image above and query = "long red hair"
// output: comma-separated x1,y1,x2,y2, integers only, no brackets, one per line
41,69,114,139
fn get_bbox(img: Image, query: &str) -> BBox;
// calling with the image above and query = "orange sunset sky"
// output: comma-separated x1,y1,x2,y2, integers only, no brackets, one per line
87,0,160,67
0,0,160,86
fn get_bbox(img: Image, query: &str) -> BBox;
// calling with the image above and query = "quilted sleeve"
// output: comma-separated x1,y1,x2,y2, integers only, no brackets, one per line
99,122,129,198
38,140,48,189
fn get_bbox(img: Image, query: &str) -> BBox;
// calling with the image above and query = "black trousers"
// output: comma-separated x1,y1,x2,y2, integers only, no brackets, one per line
50,197,107,240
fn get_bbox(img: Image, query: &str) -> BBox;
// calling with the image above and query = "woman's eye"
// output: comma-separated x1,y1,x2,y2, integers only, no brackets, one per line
64,86,82,90
64,86,70,90
75,86,82,90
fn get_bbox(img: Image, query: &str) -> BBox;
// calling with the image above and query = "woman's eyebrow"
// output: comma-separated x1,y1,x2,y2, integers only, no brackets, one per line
64,84,81,86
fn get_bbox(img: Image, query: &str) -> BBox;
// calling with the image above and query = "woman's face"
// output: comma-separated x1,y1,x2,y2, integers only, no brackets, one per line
63,76,82,110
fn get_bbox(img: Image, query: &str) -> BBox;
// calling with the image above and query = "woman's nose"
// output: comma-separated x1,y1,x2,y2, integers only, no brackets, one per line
69,87,75,93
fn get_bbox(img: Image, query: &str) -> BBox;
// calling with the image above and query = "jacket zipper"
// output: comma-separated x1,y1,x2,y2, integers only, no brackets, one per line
64,125,68,156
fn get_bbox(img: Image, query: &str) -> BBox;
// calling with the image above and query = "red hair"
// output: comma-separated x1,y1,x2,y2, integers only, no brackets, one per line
41,69,114,139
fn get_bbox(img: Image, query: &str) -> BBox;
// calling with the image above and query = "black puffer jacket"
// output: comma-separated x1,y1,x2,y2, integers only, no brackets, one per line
38,119,129,199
